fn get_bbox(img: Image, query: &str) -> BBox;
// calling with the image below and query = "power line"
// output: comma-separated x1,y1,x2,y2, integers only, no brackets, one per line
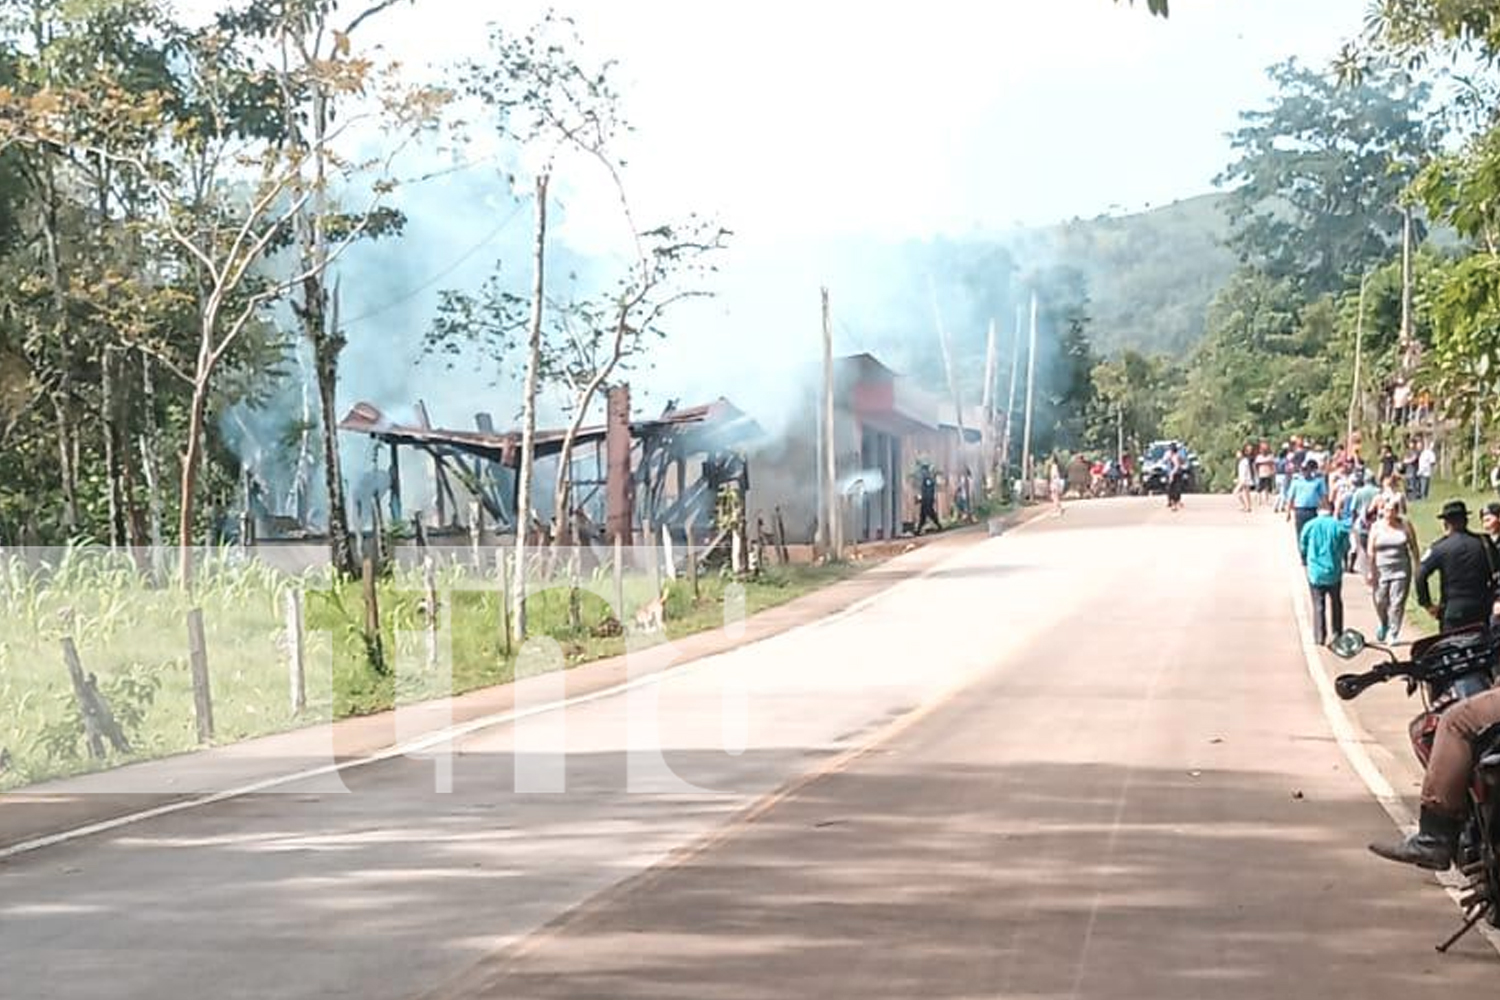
340,198,529,327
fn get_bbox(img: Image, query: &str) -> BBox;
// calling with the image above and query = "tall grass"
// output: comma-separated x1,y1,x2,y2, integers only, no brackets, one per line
0,545,851,790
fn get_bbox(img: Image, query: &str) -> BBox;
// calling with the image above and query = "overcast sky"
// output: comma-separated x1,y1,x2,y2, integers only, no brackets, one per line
317,0,1378,428
361,0,1371,242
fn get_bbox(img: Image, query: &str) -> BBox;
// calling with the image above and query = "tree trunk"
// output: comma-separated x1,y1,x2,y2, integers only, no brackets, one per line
101,346,125,548
551,372,610,549
178,378,209,585
139,353,165,552
50,390,79,532
313,287,355,576
512,171,550,643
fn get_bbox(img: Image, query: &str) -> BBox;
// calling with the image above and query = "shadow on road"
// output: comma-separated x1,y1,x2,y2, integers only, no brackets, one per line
413,759,1499,1000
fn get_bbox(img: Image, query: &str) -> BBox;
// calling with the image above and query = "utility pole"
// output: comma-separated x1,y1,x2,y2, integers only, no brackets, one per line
821,287,840,560
1116,404,1124,464
1400,204,1414,357
1000,304,1022,488
981,317,998,496
1020,292,1039,501
929,278,968,467
1347,272,1369,453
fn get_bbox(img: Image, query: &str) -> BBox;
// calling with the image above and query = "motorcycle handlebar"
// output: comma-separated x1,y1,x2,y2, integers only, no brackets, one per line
1334,670,1385,700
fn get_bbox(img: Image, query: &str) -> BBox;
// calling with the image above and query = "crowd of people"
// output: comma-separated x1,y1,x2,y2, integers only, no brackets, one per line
1227,435,1500,874
1251,434,1499,650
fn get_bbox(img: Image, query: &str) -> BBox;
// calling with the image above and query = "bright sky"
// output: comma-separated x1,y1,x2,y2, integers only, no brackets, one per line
364,0,1371,244
321,0,1380,426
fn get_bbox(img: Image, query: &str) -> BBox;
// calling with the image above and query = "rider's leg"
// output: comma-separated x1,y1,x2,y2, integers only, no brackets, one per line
1371,688,1500,869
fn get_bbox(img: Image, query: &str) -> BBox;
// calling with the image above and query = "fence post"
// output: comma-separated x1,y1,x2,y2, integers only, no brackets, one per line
614,534,625,628
496,548,512,658
362,556,384,672
186,608,215,743
686,526,699,601
424,555,439,672
284,589,306,716
61,638,106,759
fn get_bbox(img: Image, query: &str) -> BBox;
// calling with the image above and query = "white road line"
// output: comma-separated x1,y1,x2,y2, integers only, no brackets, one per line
1285,547,1500,955
0,518,1041,864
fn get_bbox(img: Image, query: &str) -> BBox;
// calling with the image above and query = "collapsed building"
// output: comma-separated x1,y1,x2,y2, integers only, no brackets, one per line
245,352,988,558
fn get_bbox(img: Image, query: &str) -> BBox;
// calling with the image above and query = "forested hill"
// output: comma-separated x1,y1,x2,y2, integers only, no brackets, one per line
1009,193,1237,358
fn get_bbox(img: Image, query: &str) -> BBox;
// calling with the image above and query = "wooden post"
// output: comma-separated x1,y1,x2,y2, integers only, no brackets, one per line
568,548,583,632
662,523,677,580
362,557,384,673
1348,273,1369,453
370,496,386,570
423,555,439,672
821,287,841,560
613,534,625,627
186,608,215,744
1021,292,1039,500
496,548,512,658
929,276,969,483
646,518,662,598
774,507,790,565
981,317,998,496
62,638,106,759
686,525,699,601
468,500,483,574
285,589,306,716
1001,304,1022,487
353,498,365,564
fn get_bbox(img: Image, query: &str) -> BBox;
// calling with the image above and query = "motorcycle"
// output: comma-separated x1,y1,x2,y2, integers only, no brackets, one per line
1332,625,1500,952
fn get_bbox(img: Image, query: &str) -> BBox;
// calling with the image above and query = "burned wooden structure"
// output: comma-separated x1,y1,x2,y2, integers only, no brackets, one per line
336,387,761,545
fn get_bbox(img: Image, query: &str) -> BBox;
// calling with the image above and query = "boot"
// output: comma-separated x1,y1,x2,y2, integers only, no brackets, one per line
1368,808,1461,870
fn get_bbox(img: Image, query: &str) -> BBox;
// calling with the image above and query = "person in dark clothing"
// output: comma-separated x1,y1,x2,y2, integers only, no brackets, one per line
1415,500,1500,632
1379,444,1397,485
916,466,941,535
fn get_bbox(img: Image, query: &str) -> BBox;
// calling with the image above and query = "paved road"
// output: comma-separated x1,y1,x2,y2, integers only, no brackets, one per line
2,498,1495,998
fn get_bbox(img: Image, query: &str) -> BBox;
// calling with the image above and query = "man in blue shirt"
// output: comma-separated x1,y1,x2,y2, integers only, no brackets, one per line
1300,497,1351,646
1288,460,1329,543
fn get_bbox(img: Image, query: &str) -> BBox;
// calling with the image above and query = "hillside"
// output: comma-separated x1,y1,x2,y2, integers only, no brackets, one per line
1008,193,1237,358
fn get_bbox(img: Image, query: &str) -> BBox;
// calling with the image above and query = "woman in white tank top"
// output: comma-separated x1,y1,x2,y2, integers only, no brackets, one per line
1366,497,1420,643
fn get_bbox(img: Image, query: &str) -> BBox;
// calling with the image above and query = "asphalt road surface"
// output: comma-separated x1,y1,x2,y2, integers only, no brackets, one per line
3,497,1497,999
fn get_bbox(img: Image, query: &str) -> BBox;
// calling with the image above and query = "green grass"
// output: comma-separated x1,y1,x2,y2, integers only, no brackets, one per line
0,549,858,791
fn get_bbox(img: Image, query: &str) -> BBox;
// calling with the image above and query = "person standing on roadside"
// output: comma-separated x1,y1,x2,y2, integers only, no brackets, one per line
1234,444,1255,513
1367,496,1420,643
1165,442,1187,512
916,464,941,535
1274,445,1291,513
1255,442,1276,508
1416,500,1499,632
1348,471,1380,574
1379,443,1397,485
1482,502,1500,627
1417,439,1437,501
1301,497,1351,646
1288,459,1328,541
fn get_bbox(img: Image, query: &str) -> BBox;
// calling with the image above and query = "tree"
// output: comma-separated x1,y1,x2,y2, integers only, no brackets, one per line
0,8,441,580
1025,264,1096,455
238,0,435,577
1218,59,1436,298
445,14,725,639
1089,350,1178,456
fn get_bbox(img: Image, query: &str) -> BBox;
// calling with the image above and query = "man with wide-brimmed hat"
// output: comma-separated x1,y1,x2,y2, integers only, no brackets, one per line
1415,499,1500,633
